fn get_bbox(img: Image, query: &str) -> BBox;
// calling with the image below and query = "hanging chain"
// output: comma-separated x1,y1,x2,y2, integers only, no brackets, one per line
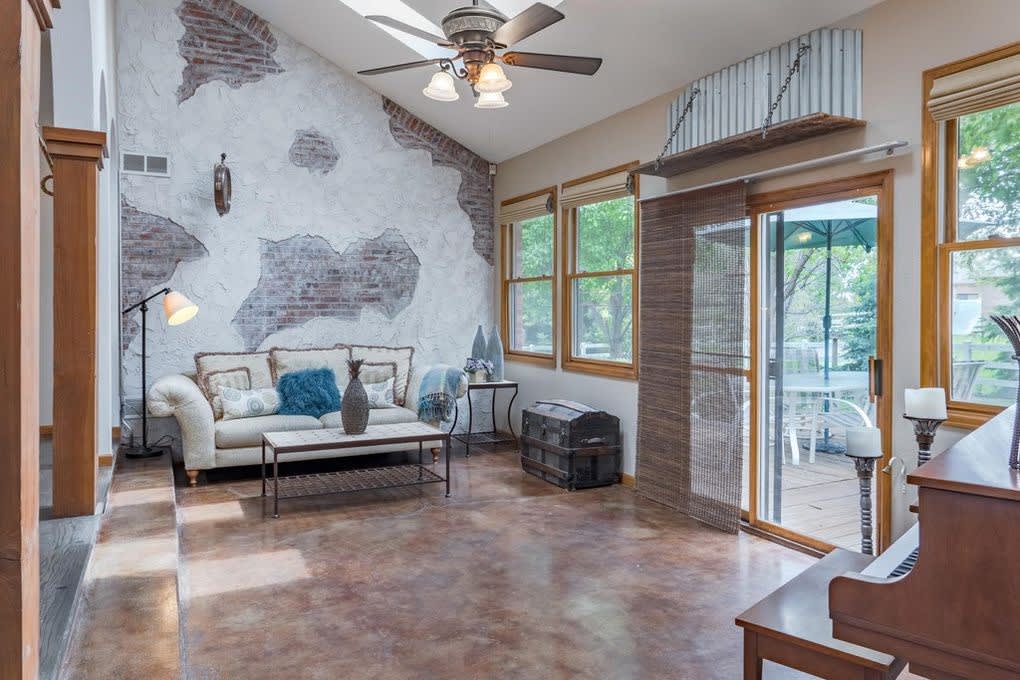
654,87,700,171
761,43,811,139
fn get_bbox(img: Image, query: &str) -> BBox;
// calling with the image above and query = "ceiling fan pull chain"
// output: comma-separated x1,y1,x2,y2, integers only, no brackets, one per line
655,87,701,171
761,43,811,140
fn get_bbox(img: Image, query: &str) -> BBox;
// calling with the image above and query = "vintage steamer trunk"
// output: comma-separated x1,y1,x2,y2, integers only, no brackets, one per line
520,400,621,490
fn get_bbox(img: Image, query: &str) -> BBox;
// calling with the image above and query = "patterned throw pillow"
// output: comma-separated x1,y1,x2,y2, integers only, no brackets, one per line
204,367,252,420
219,386,280,421
365,376,396,409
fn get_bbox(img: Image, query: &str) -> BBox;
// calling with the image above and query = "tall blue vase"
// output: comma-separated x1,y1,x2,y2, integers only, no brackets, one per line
471,324,487,359
485,325,504,381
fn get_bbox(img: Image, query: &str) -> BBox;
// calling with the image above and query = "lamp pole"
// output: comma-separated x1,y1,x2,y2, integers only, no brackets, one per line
121,288,171,458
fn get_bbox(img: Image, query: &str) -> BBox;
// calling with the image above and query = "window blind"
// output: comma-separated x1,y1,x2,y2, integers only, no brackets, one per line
499,191,554,224
561,168,633,209
929,53,1020,121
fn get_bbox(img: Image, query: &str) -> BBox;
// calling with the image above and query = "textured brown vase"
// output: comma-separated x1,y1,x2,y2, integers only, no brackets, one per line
341,359,369,434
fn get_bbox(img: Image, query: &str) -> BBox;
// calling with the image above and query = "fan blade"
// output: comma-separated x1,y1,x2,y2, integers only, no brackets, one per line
501,52,602,76
358,59,444,76
365,15,454,47
489,3,564,47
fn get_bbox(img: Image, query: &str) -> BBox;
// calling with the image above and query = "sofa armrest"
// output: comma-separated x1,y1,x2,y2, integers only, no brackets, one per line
406,364,468,424
148,374,216,470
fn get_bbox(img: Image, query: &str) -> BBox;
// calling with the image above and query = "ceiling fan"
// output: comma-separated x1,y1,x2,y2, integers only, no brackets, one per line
357,1,603,109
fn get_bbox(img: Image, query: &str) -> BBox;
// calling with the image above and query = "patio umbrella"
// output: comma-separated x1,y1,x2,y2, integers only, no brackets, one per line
778,200,877,381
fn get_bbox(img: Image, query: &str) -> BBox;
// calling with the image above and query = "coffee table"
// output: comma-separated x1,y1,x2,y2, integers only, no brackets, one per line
261,422,450,518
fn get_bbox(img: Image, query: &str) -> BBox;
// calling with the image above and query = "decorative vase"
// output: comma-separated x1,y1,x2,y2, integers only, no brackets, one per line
471,324,487,359
471,369,487,383
341,359,369,435
485,325,504,381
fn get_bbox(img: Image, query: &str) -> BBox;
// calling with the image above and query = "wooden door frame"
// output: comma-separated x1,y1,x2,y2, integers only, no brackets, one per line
746,170,894,553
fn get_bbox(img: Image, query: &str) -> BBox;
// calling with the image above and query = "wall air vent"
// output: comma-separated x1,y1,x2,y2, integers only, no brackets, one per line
122,152,171,177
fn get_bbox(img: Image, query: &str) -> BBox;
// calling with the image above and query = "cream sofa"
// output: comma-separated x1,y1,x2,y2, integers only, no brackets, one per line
147,345,466,485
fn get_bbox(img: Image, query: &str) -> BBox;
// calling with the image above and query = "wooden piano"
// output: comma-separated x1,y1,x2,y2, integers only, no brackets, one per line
829,406,1020,679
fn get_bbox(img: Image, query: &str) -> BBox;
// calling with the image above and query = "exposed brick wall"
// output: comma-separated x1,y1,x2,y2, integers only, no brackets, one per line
289,128,339,175
231,229,421,350
383,98,494,265
120,199,209,349
175,0,284,104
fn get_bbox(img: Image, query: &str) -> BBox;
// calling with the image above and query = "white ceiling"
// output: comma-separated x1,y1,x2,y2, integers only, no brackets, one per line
236,0,883,162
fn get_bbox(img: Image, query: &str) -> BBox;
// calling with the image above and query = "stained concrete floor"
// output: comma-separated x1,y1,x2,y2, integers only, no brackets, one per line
63,440,916,679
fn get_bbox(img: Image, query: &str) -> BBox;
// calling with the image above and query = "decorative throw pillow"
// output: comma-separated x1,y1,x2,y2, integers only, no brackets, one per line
203,367,252,420
219,386,280,421
365,376,396,409
269,346,352,386
195,351,273,389
276,368,341,418
347,345,414,406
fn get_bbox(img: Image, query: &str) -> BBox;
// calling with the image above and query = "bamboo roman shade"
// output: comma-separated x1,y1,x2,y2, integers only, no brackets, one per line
499,190,554,224
928,53,1020,120
636,182,748,533
561,168,633,209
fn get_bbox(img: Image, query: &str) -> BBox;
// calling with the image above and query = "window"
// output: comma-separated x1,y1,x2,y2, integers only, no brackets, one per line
499,188,557,364
923,42,1020,427
561,164,639,378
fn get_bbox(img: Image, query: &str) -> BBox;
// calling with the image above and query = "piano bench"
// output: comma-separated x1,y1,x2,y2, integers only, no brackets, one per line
736,549,906,680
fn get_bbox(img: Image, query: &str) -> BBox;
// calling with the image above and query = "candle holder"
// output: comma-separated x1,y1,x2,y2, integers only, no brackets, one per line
903,415,946,467
844,449,882,555
989,315,1020,470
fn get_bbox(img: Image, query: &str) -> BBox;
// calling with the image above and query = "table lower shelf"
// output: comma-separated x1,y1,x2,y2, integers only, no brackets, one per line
451,431,517,447
265,464,444,500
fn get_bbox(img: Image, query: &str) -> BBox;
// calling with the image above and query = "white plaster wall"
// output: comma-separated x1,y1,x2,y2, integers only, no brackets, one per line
116,0,494,411
495,0,1020,540
47,0,120,453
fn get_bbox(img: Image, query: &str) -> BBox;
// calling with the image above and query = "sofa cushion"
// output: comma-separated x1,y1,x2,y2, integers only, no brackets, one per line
347,345,414,406
214,414,322,449
196,351,273,389
270,346,352,386
319,406,419,429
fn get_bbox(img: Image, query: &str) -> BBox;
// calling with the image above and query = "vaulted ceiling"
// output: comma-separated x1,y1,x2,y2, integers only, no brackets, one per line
236,0,883,162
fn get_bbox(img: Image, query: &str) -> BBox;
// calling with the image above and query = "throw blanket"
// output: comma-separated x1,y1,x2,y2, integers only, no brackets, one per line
418,364,462,423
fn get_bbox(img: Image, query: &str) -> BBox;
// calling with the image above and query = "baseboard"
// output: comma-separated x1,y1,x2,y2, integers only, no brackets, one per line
99,453,114,468
620,472,635,488
40,424,53,438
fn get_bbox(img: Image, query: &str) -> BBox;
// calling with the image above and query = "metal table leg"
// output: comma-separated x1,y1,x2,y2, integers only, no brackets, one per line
261,438,266,498
507,385,518,438
273,448,280,519
465,388,474,458
444,436,451,497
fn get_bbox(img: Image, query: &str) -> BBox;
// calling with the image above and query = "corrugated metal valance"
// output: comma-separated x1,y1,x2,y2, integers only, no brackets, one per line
929,53,1020,121
499,190,555,224
561,168,634,209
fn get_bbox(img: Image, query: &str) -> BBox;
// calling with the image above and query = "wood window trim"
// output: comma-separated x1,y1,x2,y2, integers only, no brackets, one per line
499,186,557,367
921,41,1020,429
747,170,895,553
560,162,640,380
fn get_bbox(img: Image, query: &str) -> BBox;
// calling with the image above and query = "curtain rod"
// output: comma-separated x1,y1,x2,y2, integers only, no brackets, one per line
639,140,910,203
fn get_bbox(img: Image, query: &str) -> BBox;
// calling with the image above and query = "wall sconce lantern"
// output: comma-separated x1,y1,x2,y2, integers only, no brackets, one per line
214,152,231,216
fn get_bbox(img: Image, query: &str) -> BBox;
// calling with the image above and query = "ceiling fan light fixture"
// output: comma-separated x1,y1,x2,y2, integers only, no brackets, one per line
475,63,512,93
475,90,509,109
423,70,459,101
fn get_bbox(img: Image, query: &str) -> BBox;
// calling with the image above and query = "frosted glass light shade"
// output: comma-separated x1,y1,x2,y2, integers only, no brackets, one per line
423,71,459,101
475,63,512,93
475,91,509,109
164,291,198,326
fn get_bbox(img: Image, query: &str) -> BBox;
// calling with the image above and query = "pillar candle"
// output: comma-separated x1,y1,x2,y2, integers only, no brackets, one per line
904,387,947,419
846,427,883,458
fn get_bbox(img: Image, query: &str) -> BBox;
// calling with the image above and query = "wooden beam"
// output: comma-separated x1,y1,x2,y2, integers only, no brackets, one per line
0,1,48,676
43,126,105,519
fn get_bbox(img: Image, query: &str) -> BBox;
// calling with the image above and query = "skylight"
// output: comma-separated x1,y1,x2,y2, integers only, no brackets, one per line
341,0,451,60
343,0,566,60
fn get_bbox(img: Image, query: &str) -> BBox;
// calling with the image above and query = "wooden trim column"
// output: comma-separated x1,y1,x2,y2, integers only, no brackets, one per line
1,1,57,677
42,126,105,519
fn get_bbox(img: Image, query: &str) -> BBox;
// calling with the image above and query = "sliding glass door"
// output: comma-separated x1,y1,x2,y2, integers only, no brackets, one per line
748,174,892,553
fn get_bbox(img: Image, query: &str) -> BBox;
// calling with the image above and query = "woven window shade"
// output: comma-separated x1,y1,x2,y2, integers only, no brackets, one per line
499,191,554,224
636,182,747,533
929,53,1020,121
561,169,633,209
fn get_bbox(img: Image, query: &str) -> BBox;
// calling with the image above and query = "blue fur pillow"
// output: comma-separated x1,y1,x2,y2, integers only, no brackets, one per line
276,368,341,418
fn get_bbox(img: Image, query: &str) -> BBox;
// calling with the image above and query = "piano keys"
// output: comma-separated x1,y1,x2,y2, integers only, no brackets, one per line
829,406,1020,679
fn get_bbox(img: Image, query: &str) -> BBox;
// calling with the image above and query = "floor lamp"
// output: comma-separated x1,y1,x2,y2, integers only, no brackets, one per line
121,288,198,458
